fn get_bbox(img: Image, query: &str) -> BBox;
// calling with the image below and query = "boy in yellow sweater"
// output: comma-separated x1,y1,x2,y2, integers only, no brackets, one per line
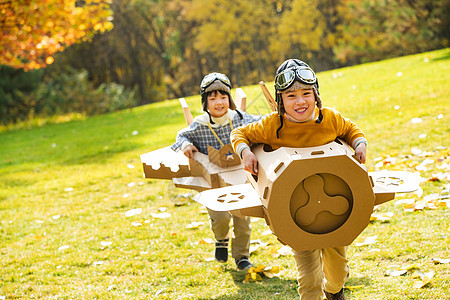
230,59,367,300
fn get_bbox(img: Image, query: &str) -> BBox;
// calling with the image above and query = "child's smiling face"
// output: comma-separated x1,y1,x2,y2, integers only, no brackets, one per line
207,90,230,118
282,88,316,122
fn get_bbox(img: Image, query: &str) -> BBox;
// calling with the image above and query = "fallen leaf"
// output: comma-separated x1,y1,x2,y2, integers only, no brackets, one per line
151,212,171,219
431,258,450,264
370,212,394,222
413,272,434,289
243,265,282,283
263,265,283,278
276,245,293,256
155,289,164,296
386,269,407,276
395,199,415,206
249,244,260,254
186,221,204,229
411,270,423,279
400,264,419,271
411,148,423,156
125,208,142,217
344,285,364,290
354,236,377,247
197,238,214,244
261,230,273,236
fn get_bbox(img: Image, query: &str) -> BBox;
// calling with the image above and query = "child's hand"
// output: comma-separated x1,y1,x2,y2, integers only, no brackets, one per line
355,143,367,164
242,148,259,175
183,145,199,159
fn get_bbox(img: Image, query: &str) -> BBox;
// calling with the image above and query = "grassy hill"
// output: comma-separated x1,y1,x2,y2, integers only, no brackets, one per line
0,48,449,299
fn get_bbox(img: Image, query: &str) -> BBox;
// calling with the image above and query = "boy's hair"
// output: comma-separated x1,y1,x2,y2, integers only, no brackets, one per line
274,59,323,138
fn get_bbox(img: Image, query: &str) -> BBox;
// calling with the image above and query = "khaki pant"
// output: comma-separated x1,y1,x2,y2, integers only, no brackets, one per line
207,208,251,259
293,246,349,300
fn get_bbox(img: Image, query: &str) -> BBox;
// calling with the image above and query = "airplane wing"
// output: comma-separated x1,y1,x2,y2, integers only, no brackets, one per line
193,183,263,212
140,146,191,179
370,170,421,193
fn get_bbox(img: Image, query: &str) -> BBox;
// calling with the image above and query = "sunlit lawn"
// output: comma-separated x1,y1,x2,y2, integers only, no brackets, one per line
0,48,449,299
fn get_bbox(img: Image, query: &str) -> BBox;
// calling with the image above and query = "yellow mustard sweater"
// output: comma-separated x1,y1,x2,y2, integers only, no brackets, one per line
231,107,366,152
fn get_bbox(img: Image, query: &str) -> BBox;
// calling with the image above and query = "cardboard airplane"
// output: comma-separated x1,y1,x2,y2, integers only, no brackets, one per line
141,84,420,251
193,140,420,251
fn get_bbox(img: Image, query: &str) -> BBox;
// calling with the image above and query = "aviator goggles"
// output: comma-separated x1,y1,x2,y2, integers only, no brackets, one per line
200,72,231,93
274,66,317,91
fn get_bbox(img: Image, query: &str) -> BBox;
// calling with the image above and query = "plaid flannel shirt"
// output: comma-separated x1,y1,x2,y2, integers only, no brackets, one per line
171,111,261,155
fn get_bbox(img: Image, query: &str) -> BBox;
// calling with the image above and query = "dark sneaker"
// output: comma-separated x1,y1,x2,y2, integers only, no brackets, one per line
215,239,229,263
324,288,346,300
235,257,253,271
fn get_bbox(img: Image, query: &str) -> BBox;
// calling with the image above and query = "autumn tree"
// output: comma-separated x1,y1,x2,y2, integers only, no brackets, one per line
42,0,449,103
185,0,278,86
0,0,113,70
269,0,343,71
334,0,450,64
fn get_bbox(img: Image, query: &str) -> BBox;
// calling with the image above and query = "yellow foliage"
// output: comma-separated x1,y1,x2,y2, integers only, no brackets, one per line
0,0,114,70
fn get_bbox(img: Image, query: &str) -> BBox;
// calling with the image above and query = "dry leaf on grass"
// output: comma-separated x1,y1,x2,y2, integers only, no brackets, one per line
101,241,112,247
274,245,293,257
386,269,407,277
261,229,273,236
431,258,450,264
150,212,171,219
171,193,193,206
186,221,204,229
197,238,214,244
344,285,364,290
249,244,260,254
370,212,394,222
125,208,142,217
243,265,283,283
354,236,377,247
412,270,435,288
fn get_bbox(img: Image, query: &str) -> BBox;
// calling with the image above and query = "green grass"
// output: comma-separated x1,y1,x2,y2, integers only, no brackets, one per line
1,48,449,299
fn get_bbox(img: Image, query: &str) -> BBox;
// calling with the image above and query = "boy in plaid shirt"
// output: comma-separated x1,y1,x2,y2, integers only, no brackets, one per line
171,72,261,270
